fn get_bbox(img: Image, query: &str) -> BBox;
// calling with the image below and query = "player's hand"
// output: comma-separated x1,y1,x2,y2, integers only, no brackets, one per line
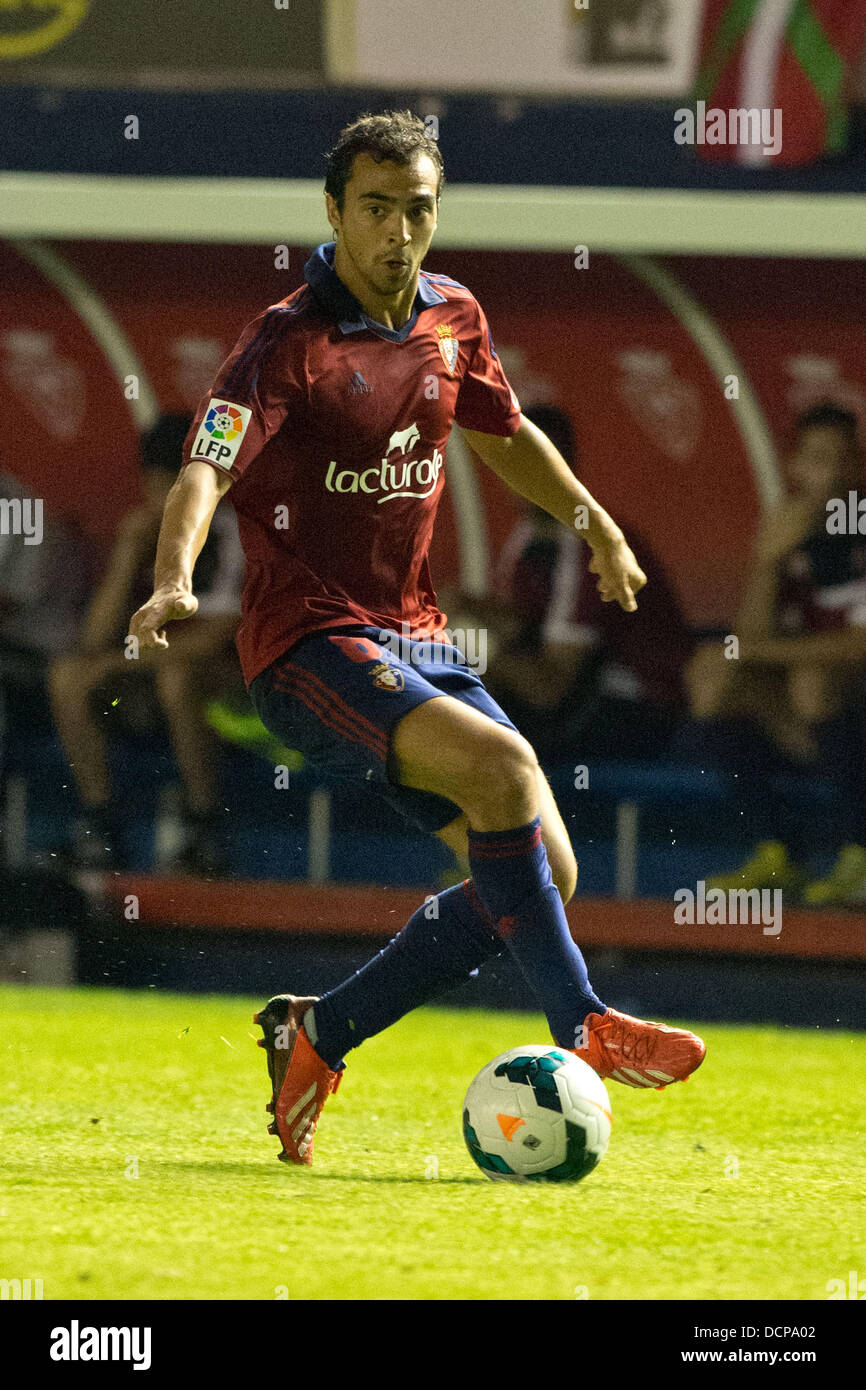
588,536,646,612
128,587,198,651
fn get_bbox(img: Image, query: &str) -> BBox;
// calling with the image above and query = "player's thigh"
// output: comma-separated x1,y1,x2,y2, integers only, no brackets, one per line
390,692,536,805
435,767,578,903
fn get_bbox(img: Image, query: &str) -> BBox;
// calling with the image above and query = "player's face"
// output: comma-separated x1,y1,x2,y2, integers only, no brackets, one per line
787,426,859,500
328,152,439,299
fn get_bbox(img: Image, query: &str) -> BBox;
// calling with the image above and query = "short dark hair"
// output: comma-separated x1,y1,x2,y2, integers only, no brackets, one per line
521,403,578,468
324,110,445,214
795,401,860,447
140,414,194,473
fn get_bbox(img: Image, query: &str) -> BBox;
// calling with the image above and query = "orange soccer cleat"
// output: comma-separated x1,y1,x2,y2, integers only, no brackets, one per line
253,993,344,1165
573,1007,706,1089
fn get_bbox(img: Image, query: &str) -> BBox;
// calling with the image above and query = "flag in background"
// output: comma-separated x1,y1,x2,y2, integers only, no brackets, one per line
695,0,866,165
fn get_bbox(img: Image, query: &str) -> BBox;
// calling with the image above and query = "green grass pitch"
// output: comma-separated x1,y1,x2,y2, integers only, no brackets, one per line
1,984,862,1301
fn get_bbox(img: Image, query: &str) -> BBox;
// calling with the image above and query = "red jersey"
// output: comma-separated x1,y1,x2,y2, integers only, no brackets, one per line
182,242,521,686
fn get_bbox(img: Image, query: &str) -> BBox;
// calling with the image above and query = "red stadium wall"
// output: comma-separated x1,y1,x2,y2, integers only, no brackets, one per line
4,238,866,623
101,874,866,963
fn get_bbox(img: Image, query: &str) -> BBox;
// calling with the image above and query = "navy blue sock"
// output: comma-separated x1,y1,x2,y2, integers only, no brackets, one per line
467,816,605,1048
307,882,504,1069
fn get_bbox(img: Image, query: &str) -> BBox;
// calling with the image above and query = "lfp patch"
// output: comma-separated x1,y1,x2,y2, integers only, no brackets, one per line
190,399,252,471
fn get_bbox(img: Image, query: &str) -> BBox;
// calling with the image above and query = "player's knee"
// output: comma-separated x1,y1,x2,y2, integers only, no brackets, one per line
462,729,539,817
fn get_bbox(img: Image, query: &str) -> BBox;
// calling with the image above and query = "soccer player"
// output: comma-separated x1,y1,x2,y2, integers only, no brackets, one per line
130,111,705,1166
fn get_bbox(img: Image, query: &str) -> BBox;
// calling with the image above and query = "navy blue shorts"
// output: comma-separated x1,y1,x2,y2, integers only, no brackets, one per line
249,626,518,833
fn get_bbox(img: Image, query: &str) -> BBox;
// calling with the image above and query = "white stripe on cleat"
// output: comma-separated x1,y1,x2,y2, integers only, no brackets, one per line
620,1067,657,1086
291,1101,317,1144
284,1083,316,1129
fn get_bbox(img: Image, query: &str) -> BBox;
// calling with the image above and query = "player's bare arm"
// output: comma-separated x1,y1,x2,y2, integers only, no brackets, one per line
459,415,647,612
129,460,232,650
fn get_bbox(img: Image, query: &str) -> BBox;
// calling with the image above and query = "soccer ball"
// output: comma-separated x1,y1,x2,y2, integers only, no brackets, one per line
462,1045,611,1183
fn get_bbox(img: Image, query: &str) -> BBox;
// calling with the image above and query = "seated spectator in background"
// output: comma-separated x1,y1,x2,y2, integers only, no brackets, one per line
49,415,244,874
0,470,87,764
441,403,694,766
687,402,866,906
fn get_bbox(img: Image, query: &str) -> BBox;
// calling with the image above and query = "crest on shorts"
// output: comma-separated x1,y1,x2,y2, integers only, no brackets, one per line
371,661,405,692
436,323,459,376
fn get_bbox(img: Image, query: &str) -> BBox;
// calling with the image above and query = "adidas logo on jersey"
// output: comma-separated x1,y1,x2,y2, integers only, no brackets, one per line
347,370,372,395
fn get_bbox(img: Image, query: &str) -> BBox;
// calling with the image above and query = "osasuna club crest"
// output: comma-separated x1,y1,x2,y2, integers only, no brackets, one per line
436,323,459,376
371,661,405,691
